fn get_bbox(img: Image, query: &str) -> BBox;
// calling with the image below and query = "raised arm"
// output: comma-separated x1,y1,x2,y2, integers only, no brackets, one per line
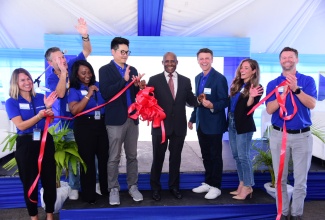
55,58,69,98
75,17,92,58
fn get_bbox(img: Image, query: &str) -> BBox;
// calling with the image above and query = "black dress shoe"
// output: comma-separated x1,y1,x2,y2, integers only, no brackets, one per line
88,200,96,205
291,216,303,220
170,188,182,199
280,214,288,220
152,190,161,201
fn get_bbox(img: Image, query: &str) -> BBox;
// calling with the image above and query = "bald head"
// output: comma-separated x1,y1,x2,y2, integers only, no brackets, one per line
162,52,178,74
163,52,177,61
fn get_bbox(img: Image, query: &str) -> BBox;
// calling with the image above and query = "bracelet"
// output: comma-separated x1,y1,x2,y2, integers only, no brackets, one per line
82,34,89,41
37,114,42,120
46,106,52,109
84,96,89,100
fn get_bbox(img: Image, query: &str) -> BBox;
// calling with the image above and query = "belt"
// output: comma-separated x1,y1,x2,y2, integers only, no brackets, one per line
18,133,33,136
78,115,105,120
273,125,310,134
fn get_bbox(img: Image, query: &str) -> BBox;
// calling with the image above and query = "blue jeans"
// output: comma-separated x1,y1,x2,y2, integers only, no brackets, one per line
228,114,254,187
65,130,81,190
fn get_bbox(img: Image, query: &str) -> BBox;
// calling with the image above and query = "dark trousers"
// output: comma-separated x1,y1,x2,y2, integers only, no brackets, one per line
74,116,109,202
150,133,185,191
15,133,56,216
197,126,223,188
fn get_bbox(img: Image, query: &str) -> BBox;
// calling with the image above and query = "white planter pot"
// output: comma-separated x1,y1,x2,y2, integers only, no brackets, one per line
40,181,71,213
264,182,294,201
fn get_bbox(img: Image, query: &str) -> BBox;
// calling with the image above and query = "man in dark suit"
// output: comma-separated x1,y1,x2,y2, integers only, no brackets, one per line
99,37,144,206
188,48,229,200
147,52,200,201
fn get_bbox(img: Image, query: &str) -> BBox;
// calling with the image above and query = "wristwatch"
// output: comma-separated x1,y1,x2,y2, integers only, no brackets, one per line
293,87,301,94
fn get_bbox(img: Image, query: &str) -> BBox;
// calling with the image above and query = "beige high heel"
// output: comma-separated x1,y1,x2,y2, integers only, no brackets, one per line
232,186,253,200
229,181,244,195
229,190,239,195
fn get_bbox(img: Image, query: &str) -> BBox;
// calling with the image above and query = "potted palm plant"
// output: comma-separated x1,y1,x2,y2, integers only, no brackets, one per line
252,142,275,187
252,126,293,199
1,121,86,213
47,121,86,188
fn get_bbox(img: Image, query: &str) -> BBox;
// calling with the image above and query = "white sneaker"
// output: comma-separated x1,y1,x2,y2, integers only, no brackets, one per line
204,187,221,199
109,188,120,205
69,189,79,200
96,183,102,195
129,185,143,202
192,183,210,193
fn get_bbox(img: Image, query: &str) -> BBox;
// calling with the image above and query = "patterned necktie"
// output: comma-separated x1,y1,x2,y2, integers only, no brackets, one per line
168,73,175,99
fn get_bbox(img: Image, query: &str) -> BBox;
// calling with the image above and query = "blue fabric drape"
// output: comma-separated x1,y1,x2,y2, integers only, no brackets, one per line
44,35,251,57
60,204,277,220
1,172,324,209
317,74,325,100
138,0,164,36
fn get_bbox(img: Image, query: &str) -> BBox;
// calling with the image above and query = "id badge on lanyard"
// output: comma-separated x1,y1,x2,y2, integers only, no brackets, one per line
31,98,42,141
93,91,100,120
94,111,101,120
33,128,41,141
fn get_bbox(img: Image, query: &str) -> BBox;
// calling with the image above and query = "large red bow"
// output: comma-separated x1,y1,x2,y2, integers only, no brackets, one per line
128,86,166,143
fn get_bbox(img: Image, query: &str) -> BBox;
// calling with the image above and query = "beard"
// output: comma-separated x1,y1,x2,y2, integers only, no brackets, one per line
281,63,295,71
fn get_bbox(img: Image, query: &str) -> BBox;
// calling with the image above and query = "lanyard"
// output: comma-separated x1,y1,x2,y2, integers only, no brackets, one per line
31,97,38,129
93,91,98,106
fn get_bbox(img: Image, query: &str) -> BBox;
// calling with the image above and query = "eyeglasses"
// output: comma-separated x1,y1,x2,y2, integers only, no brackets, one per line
115,49,131,56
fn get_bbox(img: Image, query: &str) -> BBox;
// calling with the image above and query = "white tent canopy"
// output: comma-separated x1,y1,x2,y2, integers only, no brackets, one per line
1,0,325,54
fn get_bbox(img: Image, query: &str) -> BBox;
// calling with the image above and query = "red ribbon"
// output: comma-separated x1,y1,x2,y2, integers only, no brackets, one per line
247,80,298,220
28,116,51,203
28,79,137,203
128,86,166,143
247,80,288,116
55,79,136,120
275,87,297,220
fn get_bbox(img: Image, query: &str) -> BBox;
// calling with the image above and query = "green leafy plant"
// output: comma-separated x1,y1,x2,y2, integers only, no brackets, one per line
252,138,276,187
1,132,18,175
311,118,325,144
48,121,86,187
1,121,86,188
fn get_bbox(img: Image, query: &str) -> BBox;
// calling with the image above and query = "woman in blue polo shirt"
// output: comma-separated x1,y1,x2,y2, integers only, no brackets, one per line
68,60,108,204
5,68,58,220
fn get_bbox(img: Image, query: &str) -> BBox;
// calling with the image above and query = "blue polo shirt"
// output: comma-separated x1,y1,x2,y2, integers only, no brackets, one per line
46,52,86,128
113,60,132,107
265,72,317,129
5,93,47,134
198,69,212,94
68,81,106,115
230,84,246,113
